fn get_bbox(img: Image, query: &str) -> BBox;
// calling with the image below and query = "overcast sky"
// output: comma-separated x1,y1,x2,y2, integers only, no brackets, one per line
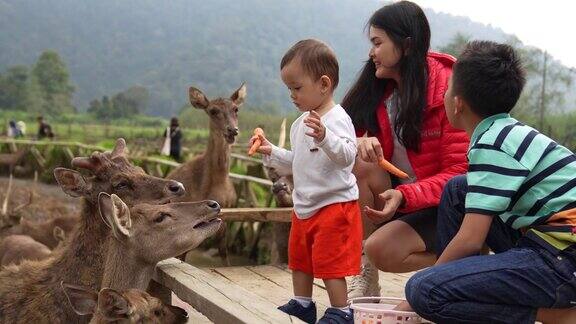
413,0,576,69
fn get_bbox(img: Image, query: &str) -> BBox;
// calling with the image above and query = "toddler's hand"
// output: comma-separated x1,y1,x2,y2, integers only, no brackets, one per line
249,133,272,155
304,110,325,142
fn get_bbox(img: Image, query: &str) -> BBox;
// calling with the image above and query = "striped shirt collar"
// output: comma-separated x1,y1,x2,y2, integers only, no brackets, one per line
470,113,511,150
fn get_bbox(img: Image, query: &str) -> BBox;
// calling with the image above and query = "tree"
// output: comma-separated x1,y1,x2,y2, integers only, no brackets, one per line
438,33,471,57
32,50,76,114
0,65,44,112
507,36,573,125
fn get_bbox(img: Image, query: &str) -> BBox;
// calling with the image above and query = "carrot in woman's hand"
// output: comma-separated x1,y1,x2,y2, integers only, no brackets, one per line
378,158,409,179
248,128,265,156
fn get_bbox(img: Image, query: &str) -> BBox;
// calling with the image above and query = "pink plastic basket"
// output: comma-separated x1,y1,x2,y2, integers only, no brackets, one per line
349,297,427,324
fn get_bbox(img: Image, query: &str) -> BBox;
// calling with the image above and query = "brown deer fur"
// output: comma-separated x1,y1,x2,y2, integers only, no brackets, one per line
168,83,246,208
0,227,66,266
0,139,186,324
98,193,221,291
0,235,51,266
62,283,188,324
19,214,78,249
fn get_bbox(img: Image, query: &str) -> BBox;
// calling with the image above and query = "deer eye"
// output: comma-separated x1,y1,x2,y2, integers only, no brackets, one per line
154,213,170,223
209,109,219,116
233,107,239,113
114,181,131,190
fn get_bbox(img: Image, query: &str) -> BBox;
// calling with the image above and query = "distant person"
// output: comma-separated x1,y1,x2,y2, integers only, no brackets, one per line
16,121,26,137
162,117,183,161
37,116,54,140
7,120,22,138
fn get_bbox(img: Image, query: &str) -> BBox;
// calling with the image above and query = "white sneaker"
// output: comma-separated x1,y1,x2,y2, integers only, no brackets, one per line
348,254,381,299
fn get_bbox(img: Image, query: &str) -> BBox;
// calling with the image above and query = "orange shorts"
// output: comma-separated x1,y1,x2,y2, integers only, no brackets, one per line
288,201,363,279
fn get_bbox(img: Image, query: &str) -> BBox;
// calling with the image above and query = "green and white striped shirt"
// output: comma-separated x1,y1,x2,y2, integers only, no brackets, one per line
466,114,576,240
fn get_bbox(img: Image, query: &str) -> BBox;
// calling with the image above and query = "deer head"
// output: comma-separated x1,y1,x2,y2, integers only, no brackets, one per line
188,83,247,144
98,193,221,263
61,283,188,324
53,138,185,207
269,169,294,208
1,174,33,227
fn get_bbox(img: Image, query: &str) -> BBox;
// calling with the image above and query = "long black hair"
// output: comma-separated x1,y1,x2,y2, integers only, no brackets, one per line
342,1,430,151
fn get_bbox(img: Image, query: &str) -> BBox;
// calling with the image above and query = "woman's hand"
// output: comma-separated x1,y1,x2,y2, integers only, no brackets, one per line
394,300,413,312
357,137,384,163
364,189,404,224
249,133,272,155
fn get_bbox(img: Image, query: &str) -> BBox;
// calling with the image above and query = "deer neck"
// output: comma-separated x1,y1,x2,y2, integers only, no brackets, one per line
204,124,231,183
51,199,110,290
101,238,155,291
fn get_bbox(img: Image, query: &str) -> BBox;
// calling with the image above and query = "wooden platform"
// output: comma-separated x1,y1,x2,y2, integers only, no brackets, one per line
153,258,413,324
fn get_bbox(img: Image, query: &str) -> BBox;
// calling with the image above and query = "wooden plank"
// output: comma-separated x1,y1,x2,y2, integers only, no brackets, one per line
171,293,213,324
220,208,292,222
229,173,272,186
230,153,263,165
63,147,75,162
247,265,332,310
274,264,409,299
30,146,46,168
210,267,291,307
153,259,304,324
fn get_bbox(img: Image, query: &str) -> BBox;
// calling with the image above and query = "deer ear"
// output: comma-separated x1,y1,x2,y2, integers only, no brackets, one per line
54,168,89,197
53,226,66,243
98,193,131,239
61,282,98,316
110,194,132,237
230,82,247,106
98,288,130,320
189,87,210,109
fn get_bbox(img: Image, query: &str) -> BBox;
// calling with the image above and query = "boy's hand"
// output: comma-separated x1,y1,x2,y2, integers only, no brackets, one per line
249,134,272,155
364,189,404,224
304,110,325,142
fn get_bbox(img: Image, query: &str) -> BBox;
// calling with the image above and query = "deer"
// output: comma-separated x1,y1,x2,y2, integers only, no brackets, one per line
167,83,246,208
0,226,66,266
59,192,221,324
97,192,221,291
0,138,186,324
62,283,188,324
0,174,33,228
18,214,78,249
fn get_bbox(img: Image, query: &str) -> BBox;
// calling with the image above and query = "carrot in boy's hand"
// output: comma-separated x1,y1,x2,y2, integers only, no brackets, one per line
248,128,265,156
378,158,409,179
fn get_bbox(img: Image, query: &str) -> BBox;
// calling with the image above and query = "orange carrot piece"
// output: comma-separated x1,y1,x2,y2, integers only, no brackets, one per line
248,128,265,156
378,158,409,179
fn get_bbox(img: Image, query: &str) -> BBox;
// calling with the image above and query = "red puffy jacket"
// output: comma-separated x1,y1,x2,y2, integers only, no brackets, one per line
356,52,469,213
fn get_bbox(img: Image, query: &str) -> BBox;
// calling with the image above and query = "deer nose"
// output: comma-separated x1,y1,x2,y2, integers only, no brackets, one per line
206,200,220,212
166,181,185,196
228,127,239,136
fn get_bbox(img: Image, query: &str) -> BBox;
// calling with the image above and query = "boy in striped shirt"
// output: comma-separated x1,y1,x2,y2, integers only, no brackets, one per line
404,41,576,323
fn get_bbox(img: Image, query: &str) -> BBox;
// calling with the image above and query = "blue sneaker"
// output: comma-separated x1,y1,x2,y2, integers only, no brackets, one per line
277,299,317,324
317,307,354,324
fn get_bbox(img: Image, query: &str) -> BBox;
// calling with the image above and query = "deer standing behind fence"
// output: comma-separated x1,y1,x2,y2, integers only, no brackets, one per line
167,83,246,208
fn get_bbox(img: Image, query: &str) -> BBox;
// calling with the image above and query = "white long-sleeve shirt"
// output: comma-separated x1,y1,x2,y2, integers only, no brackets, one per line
264,104,359,219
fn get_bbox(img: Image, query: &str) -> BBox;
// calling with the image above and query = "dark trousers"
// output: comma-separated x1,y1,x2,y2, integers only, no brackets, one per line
405,175,576,323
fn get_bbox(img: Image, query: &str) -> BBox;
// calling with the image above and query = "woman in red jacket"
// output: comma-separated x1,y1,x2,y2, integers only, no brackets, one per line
343,1,469,298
